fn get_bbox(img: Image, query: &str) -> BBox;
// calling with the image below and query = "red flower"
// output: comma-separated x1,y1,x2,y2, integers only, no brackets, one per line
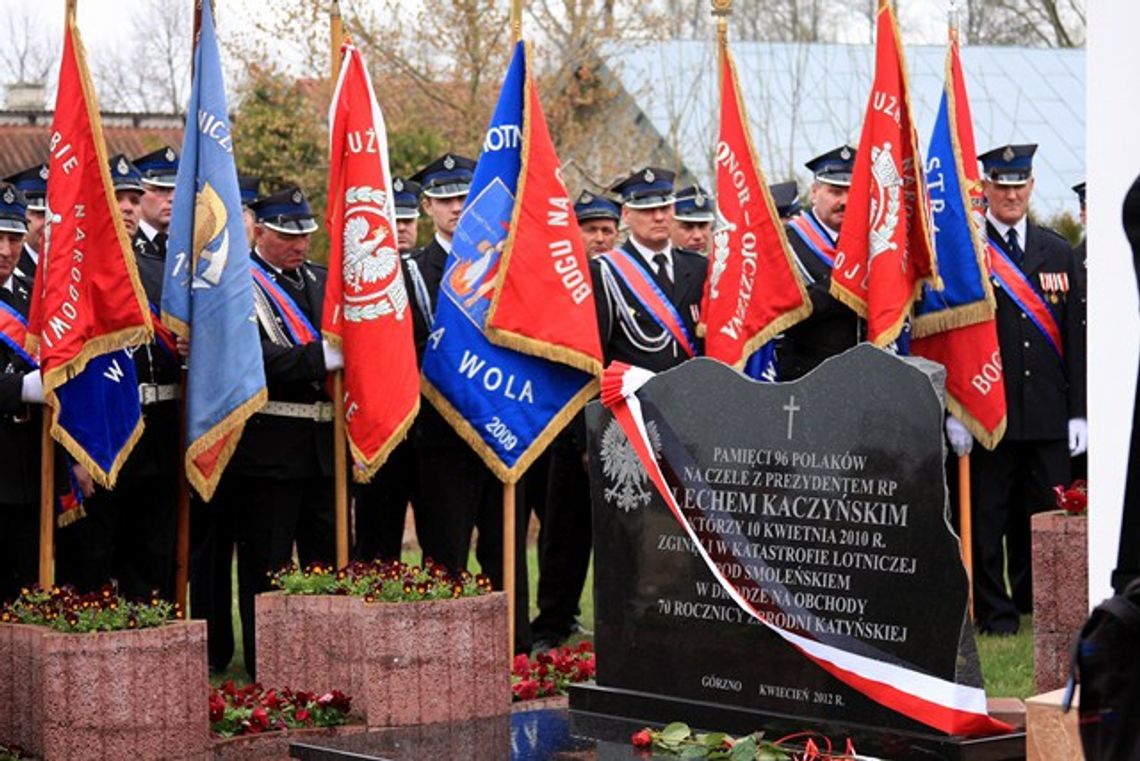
512,653,531,677
513,679,539,701
631,729,653,748
250,706,270,730
296,708,311,723
208,692,226,723
1055,480,1089,515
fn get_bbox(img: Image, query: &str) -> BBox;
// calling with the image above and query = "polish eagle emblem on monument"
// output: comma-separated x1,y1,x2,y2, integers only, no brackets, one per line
600,417,663,513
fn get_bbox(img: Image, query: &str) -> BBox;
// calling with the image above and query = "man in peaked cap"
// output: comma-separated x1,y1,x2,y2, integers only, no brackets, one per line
132,146,179,260
108,154,145,237
778,145,863,381
0,182,53,603
573,189,621,256
392,177,421,254
238,174,261,242
769,180,802,221
589,165,706,371
670,184,716,255
944,144,1085,636
208,186,340,676
3,163,47,289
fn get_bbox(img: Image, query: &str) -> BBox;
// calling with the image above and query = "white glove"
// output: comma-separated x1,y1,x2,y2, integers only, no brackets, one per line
321,340,344,372
1068,417,1088,457
20,370,43,404
944,415,973,457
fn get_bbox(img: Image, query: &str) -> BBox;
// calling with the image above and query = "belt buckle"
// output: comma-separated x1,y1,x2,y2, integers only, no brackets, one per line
316,404,333,423
139,383,158,405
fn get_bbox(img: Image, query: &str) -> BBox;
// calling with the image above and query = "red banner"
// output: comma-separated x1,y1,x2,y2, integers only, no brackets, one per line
700,45,810,368
323,41,419,482
830,0,937,346
484,54,603,376
28,13,151,484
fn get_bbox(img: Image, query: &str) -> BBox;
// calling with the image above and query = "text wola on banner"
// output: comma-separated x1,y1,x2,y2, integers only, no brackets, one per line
909,34,1006,449
421,41,602,484
163,0,267,501
830,0,939,347
701,43,811,371
323,40,419,483
28,12,152,487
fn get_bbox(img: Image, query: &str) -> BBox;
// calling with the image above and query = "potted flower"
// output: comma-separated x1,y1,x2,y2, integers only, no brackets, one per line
0,585,209,760
255,559,509,728
511,641,596,704
1031,479,1089,693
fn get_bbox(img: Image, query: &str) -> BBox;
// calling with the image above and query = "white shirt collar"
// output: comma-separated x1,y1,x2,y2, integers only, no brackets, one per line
629,236,673,280
1,275,12,293
986,210,1027,249
809,209,840,244
138,219,162,242
434,232,453,254
253,247,285,275
23,243,38,265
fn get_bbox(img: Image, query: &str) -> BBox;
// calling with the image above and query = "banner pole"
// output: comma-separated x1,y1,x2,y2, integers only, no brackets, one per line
712,0,732,85
38,415,54,587
330,0,349,569
958,453,974,621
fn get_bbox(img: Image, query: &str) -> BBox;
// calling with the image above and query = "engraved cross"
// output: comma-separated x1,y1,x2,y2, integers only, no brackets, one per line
783,395,800,440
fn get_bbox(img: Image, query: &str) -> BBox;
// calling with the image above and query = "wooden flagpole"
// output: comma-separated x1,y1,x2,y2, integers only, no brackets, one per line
502,0,525,655
37,2,82,589
330,0,349,569
948,0,975,622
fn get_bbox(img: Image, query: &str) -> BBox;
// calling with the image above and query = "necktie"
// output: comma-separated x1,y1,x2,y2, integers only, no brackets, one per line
653,252,673,298
153,232,168,258
1006,228,1022,267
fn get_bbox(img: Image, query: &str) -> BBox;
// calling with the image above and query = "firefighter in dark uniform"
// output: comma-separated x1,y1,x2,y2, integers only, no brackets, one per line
0,185,45,603
778,146,862,380
1070,181,1087,480
3,164,48,291
669,184,715,256
589,167,707,371
530,191,623,652
944,144,1086,635
55,147,182,601
769,180,802,221
407,153,531,652
351,177,423,562
214,187,339,677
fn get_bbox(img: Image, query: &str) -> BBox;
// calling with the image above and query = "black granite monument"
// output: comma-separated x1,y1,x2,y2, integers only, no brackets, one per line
570,346,1023,760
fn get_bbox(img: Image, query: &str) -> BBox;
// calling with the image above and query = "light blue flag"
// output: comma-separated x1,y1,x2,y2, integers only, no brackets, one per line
162,0,266,500
420,42,596,484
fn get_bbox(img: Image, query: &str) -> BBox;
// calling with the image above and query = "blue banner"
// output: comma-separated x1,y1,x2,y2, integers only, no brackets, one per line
421,42,594,483
162,0,266,500
54,350,141,476
914,89,989,327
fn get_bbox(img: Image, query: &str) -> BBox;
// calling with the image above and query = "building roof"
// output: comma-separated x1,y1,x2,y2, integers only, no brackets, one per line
0,115,183,180
601,40,1085,217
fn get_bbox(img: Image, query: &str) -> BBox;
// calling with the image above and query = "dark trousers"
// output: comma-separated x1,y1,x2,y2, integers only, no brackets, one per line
531,433,592,643
190,494,236,672
0,502,38,605
971,438,1070,633
416,444,531,652
55,472,178,601
352,439,417,562
227,474,334,679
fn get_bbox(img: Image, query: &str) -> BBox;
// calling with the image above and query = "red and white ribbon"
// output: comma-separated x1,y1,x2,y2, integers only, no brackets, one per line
600,362,1012,738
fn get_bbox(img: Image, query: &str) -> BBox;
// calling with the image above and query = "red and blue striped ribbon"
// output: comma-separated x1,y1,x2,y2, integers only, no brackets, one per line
787,213,837,269
250,263,319,345
987,238,1063,361
599,248,696,358
148,302,180,360
0,299,37,369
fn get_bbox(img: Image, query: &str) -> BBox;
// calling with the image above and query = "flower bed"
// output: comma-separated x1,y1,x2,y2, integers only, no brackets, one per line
511,641,596,701
210,682,352,737
255,560,510,728
0,586,209,760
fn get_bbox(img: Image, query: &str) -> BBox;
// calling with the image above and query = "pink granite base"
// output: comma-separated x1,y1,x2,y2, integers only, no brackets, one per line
1031,511,1088,693
1026,688,1083,761
0,620,210,760
255,591,510,728
211,723,366,761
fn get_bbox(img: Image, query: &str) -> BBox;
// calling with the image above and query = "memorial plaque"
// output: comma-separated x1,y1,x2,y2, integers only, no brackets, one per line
573,346,1015,755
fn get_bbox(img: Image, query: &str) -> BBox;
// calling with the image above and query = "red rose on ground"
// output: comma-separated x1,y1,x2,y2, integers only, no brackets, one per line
631,729,653,748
